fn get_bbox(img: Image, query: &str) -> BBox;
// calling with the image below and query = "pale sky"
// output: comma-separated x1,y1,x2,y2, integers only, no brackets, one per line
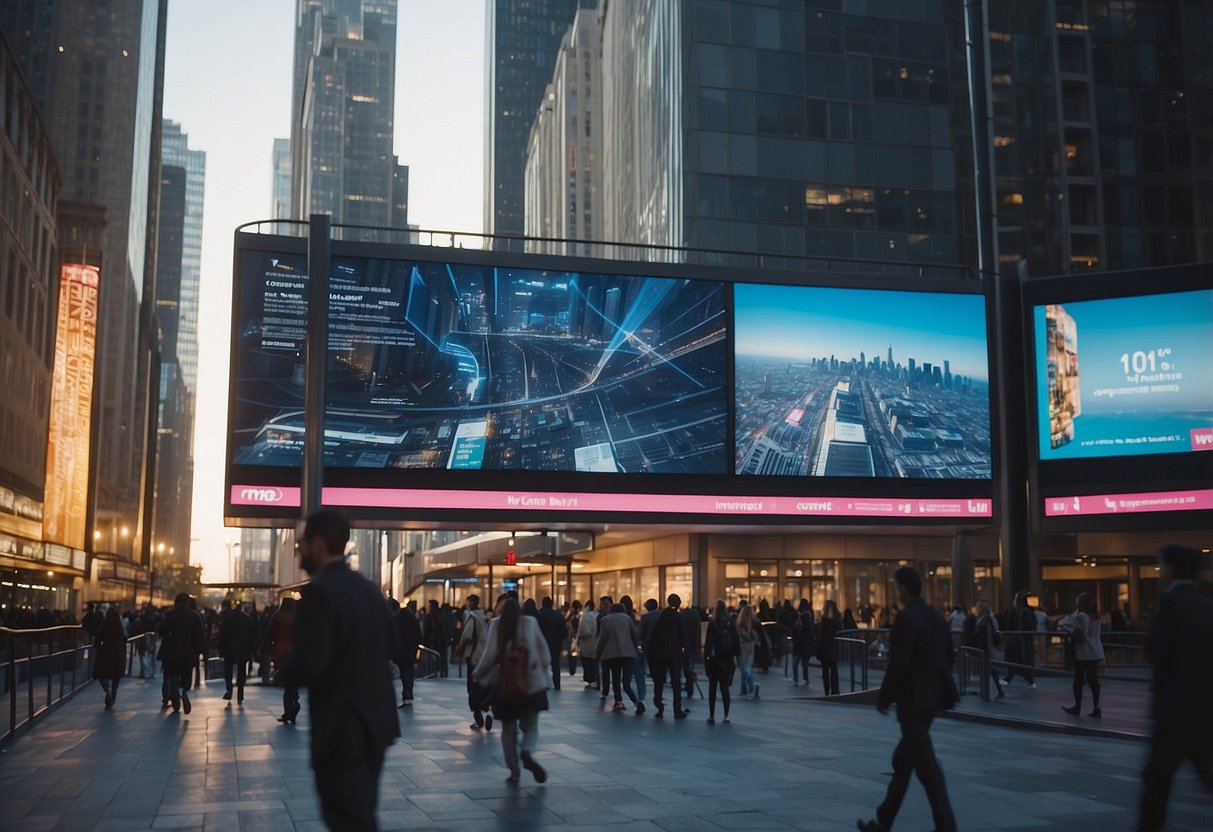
163,0,486,581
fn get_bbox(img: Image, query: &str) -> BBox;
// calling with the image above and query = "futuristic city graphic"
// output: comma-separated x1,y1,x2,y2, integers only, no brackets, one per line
232,256,729,474
734,284,992,479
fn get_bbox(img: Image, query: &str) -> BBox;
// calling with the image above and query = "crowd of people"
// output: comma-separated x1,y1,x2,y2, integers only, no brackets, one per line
8,522,1211,832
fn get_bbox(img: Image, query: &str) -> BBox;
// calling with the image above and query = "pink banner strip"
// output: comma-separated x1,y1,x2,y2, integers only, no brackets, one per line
224,485,992,518
1044,488,1213,517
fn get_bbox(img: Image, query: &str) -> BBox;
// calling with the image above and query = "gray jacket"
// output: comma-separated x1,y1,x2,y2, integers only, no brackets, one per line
1073,611,1105,662
595,612,639,661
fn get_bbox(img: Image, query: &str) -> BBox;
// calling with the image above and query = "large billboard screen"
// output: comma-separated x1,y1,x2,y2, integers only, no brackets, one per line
1024,265,1213,531
1033,290,1213,460
43,263,100,550
735,284,991,479
227,236,995,526
232,253,729,474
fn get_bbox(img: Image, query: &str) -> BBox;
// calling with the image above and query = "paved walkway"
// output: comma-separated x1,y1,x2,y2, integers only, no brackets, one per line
0,669,1209,831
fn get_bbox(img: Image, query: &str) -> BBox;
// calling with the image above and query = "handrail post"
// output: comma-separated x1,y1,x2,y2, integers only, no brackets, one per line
7,632,15,739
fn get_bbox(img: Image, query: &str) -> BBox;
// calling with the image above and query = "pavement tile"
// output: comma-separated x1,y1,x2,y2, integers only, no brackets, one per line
2,672,1210,832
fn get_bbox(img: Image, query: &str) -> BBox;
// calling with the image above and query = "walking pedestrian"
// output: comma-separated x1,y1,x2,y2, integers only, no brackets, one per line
218,598,253,705
703,600,739,724
536,597,566,691
972,600,1005,699
792,600,816,687
473,597,551,785
679,600,702,699
565,600,581,676
651,594,689,719
393,600,421,707
817,600,842,696
93,606,126,710
1061,592,1104,718
280,510,399,830
158,594,205,714
596,603,643,713
457,594,492,731
577,599,599,689
262,597,300,723
857,567,958,832
1137,545,1213,831
620,596,646,701
736,604,760,699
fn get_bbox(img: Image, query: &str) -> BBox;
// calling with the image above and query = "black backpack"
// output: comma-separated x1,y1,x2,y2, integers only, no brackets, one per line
715,622,736,657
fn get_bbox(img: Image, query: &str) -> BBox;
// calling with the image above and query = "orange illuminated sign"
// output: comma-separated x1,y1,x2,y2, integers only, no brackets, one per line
43,263,100,550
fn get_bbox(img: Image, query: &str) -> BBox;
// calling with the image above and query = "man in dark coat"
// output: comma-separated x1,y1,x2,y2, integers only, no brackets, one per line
858,567,957,832
392,600,421,707
650,594,689,719
157,593,205,714
537,596,567,690
281,510,400,831
1138,545,1213,831
218,598,254,704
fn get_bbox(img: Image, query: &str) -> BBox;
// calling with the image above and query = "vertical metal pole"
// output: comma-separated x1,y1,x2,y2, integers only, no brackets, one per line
302,215,331,519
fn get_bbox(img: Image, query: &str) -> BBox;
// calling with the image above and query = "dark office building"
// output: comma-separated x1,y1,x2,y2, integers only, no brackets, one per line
989,0,1213,275
485,0,594,247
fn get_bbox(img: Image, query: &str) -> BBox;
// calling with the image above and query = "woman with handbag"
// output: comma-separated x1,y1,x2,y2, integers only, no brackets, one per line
1062,593,1105,718
474,597,552,784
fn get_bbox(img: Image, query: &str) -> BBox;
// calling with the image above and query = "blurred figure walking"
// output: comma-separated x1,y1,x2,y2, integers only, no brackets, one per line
93,606,126,710
703,600,739,723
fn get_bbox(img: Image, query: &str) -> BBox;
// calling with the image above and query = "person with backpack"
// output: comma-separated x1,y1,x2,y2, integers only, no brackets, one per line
474,597,551,785
792,600,817,687
703,600,740,723
817,600,842,696
457,594,491,731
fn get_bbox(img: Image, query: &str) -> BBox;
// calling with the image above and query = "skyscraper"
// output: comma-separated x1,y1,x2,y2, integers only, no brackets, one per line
523,8,602,256
154,121,205,567
289,0,408,228
485,0,591,249
1,0,168,607
272,138,292,220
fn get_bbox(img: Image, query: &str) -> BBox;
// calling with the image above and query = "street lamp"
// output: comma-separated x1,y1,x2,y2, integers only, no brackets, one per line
225,539,241,584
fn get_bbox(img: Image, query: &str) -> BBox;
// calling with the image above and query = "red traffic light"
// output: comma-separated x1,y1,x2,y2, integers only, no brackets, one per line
506,550,516,566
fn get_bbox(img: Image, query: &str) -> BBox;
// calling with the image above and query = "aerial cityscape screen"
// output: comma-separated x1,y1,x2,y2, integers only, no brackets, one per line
734,284,992,479
1033,289,1213,461
230,253,730,474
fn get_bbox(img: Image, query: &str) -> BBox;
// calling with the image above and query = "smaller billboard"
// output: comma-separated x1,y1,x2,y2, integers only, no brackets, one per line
1033,289,1213,460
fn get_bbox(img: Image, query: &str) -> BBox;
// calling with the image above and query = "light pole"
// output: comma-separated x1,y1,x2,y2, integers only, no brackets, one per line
225,539,241,587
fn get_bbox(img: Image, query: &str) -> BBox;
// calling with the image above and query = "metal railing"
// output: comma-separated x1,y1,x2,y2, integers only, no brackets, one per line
1,626,158,745
837,637,869,692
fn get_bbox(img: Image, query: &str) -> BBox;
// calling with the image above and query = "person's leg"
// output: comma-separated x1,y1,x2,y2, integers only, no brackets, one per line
707,664,718,720
903,717,957,832
671,661,683,715
1087,662,1101,711
500,717,521,780
874,731,915,830
549,645,561,690
652,660,665,713
683,653,695,697
1138,730,1185,832
610,658,623,703
236,658,247,702
1072,662,1085,707
313,730,383,830
633,654,646,700
111,676,120,702
467,668,483,727
991,665,1004,696
401,660,415,702
223,658,235,697
721,661,733,720
829,662,840,696
282,686,293,720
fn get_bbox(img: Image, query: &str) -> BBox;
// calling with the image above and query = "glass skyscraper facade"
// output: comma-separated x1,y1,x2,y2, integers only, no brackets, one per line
289,0,408,228
485,0,594,247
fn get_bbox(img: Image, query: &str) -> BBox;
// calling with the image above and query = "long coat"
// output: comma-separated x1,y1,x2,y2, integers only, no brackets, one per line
157,604,205,678
93,615,127,681
877,597,957,722
281,561,399,763
218,607,254,662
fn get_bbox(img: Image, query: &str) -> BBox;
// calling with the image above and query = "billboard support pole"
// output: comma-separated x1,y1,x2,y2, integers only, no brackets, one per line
302,215,331,521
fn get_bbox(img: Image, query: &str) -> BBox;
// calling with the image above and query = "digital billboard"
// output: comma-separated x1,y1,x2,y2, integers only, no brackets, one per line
231,253,729,475
734,284,992,480
1033,289,1213,460
1023,264,1213,531
228,235,996,526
